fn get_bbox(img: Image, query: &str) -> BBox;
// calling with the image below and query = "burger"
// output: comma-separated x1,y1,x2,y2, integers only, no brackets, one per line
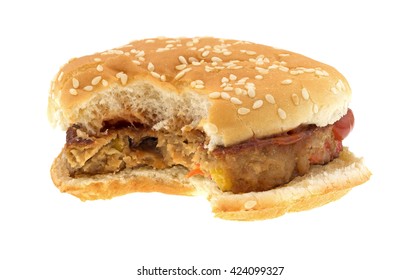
48,37,371,220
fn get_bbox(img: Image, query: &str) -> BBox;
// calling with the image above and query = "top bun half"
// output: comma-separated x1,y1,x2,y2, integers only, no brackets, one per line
48,37,351,148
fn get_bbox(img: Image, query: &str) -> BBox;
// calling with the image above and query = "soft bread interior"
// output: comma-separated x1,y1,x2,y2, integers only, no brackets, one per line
51,148,371,220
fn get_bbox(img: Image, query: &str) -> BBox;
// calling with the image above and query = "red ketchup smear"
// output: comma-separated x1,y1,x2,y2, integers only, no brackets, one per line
333,109,354,141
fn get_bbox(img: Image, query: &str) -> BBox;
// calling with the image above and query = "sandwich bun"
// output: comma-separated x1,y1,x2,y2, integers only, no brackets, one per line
49,37,351,149
49,37,370,220
51,148,370,220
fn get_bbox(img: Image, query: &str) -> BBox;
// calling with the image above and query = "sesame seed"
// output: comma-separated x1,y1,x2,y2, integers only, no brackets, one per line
224,86,233,91
255,75,263,80
315,69,329,77
202,50,210,57
174,67,192,80
192,61,201,66
281,79,292,85
221,77,229,83
313,104,319,113
238,107,250,115
211,56,222,62
195,84,205,89
94,58,102,62
147,62,155,72
69,88,77,95
290,70,304,75
102,79,108,86
195,80,204,85
209,92,221,99
178,56,187,65
235,88,242,95
83,85,93,91
175,64,187,70
96,65,104,72
247,88,256,98
278,108,287,120
204,66,214,72
245,83,256,98
114,50,124,55
221,92,231,100
151,71,161,79
136,50,145,57
166,44,174,48
186,41,194,47
278,53,290,57
265,94,275,104
132,60,141,65
278,65,289,72
204,123,218,134
188,57,198,63
91,76,102,86
236,77,249,85
256,59,264,66
58,72,64,82
156,47,170,53
245,50,256,55
229,74,237,81
301,88,310,100
230,97,242,105
292,94,300,105
116,72,128,85
160,75,166,82
72,78,79,89
336,80,345,91
252,99,263,109
145,39,155,43
331,87,338,94
244,200,257,209
124,52,130,56
255,67,269,74
223,51,232,56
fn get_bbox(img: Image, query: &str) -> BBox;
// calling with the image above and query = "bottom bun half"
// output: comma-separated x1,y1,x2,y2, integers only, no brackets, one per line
51,148,371,221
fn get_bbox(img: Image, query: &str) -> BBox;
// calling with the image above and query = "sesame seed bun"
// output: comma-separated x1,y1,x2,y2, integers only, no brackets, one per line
48,37,351,148
49,37,369,220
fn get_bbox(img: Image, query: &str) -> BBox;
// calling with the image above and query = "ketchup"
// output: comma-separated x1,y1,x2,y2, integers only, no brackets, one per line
332,109,354,141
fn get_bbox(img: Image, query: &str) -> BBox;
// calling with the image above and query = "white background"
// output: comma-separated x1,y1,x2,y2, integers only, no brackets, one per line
1,1,419,279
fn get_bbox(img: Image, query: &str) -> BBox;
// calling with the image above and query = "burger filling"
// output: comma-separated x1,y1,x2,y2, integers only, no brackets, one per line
64,110,354,193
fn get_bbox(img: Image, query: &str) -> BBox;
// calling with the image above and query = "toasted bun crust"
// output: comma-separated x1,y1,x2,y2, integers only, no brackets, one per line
51,148,371,220
48,37,351,147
